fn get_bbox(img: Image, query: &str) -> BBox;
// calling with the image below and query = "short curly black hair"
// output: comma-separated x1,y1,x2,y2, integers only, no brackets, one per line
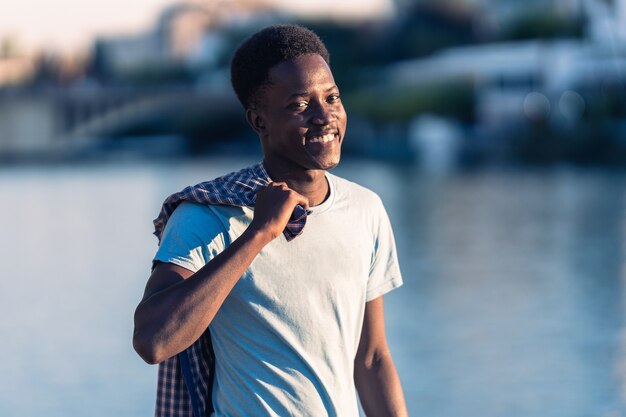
230,24,330,109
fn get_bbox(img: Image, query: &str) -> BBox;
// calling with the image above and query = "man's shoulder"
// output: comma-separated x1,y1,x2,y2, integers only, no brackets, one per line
327,172,384,208
163,202,246,248
166,202,222,235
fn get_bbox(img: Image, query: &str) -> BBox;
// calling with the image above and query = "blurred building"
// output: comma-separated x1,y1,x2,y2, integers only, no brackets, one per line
387,0,626,126
388,39,625,127
0,0,286,158
90,0,283,79
3,0,626,163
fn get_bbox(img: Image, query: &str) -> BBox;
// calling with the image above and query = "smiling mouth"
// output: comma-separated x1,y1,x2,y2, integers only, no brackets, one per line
305,132,339,145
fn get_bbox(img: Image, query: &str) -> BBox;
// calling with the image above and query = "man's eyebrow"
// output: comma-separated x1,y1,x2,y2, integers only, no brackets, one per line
287,86,338,99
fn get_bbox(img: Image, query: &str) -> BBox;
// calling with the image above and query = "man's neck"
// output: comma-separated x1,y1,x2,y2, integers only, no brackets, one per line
262,159,329,207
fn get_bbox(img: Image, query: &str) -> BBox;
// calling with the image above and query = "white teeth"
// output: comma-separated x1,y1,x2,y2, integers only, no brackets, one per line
308,134,335,144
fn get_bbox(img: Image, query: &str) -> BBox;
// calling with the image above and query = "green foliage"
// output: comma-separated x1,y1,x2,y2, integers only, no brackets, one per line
118,63,194,86
390,2,477,60
296,21,383,90
346,80,475,123
502,10,584,40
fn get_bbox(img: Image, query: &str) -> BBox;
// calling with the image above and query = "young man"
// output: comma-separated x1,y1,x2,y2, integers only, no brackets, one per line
133,25,408,417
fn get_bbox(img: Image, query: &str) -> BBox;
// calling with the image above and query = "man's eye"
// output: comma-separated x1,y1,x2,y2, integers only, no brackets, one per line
328,94,340,103
290,102,307,110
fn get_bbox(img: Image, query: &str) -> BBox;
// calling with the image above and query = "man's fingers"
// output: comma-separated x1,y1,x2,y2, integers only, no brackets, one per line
256,182,309,212
284,188,309,210
262,183,308,207
295,194,310,211
251,182,311,240
268,181,288,190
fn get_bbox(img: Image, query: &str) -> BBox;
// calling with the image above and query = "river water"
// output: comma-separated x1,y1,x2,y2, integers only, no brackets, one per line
1,156,625,417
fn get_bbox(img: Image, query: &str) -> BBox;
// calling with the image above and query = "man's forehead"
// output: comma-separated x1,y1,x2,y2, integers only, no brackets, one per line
267,55,336,92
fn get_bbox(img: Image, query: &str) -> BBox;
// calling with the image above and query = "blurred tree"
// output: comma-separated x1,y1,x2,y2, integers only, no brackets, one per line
500,9,584,40
88,40,113,83
346,79,475,123
120,64,194,86
295,21,378,89
395,1,477,57
375,0,478,63
29,54,61,86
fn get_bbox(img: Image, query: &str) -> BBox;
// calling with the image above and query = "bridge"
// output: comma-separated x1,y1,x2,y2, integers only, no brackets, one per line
0,84,242,158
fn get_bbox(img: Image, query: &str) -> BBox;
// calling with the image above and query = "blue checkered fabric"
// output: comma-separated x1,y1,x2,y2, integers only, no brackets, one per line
153,162,309,244
155,331,214,417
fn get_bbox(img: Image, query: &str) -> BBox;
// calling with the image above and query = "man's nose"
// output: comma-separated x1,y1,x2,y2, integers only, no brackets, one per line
311,103,333,125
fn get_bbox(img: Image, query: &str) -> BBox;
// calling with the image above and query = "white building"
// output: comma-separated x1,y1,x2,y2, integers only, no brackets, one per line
386,35,626,127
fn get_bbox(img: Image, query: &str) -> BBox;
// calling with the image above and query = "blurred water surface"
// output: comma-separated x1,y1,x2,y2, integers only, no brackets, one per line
1,157,625,417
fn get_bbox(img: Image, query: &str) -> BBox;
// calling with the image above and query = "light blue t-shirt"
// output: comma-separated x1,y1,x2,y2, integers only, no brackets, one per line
154,172,403,417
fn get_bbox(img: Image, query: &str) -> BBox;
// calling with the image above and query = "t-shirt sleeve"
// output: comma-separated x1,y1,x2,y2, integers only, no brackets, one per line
153,202,228,273
367,198,403,301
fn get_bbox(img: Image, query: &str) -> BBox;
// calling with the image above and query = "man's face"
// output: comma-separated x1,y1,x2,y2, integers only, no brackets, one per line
253,53,347,172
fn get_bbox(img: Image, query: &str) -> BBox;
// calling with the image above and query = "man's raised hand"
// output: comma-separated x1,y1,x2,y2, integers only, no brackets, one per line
250,182,309,242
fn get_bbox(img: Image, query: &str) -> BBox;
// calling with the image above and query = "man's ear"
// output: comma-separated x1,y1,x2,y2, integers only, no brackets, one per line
246,108,266,136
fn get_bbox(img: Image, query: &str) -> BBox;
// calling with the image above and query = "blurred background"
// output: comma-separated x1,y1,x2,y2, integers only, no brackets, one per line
1,0,626,416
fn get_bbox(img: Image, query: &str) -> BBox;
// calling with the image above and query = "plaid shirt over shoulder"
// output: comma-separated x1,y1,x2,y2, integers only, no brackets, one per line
152,162,309,417
153,162,309,244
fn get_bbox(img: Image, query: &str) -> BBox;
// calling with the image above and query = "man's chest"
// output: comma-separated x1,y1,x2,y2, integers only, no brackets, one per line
236,211,372,312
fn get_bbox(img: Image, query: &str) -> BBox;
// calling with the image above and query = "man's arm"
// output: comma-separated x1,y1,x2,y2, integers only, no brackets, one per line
132,182,308,365
354,296,408,417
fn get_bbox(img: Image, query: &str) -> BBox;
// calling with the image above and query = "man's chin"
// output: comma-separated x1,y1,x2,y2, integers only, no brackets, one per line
304,148,341,171
310,155,340,171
